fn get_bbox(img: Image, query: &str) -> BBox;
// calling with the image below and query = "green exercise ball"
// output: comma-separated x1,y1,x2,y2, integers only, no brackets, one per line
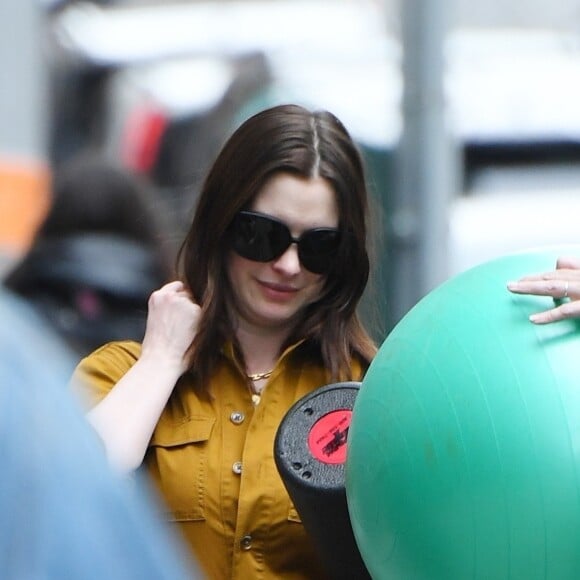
347,246,580,580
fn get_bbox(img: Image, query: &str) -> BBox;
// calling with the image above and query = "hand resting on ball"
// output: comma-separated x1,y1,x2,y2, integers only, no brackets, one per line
507,255,580,324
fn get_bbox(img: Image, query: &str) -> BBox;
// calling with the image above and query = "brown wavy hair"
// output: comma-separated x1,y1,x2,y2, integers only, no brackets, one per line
177,104,377,390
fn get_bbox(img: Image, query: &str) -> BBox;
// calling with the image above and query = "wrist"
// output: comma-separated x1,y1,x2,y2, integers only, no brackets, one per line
138,348,188,381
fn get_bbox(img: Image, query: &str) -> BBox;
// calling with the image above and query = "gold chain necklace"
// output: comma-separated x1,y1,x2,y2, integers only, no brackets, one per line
246,369,274,406
246,369,274,382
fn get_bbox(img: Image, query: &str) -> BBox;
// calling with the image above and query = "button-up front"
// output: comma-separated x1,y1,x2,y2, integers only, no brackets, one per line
240,535,253,551
72,340,365,580
230,411,245,424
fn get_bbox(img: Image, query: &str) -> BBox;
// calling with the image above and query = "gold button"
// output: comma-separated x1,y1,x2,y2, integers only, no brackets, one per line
230,411,245,424
232,461,243,475
240,535,252,550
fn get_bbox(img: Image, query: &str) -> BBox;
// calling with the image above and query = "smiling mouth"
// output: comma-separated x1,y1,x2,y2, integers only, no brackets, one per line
259,281,297,294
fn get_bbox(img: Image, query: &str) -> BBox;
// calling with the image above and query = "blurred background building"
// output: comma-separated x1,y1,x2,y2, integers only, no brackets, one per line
6,0,580,340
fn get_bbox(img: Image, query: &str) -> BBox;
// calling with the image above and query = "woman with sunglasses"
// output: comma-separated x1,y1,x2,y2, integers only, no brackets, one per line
72,104,377,579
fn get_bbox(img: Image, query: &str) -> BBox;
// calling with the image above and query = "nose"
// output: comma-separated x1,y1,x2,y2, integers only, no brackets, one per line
272,242,301,275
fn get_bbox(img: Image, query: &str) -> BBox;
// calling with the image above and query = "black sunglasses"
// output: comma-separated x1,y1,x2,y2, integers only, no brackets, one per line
228,210,341,274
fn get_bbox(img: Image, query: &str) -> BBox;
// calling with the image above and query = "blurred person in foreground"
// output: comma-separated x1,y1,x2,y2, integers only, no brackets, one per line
72,104,378,579
507,255,580,323
4,153,173,357
0,289,201,579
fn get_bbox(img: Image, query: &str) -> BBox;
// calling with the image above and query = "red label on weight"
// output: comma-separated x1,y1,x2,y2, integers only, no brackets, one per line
308,410,352,464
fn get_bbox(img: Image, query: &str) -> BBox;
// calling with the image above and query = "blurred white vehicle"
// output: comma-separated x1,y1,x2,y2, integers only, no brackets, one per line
450,163,580,275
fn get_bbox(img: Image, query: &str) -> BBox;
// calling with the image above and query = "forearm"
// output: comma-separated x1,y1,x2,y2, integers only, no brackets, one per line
87,354,183,473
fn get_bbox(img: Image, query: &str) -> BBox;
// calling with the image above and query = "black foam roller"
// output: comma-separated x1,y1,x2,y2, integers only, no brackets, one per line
274,382,371,580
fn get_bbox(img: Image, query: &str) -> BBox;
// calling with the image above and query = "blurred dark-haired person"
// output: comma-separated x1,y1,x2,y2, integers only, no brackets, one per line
5,153,173,356
72,104,378,579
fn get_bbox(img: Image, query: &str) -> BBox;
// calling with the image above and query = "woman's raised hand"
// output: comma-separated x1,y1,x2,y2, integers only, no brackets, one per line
141,281,201,372
507,256,580,324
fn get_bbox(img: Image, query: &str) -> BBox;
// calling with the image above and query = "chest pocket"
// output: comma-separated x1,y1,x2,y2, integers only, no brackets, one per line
147,416,215,522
